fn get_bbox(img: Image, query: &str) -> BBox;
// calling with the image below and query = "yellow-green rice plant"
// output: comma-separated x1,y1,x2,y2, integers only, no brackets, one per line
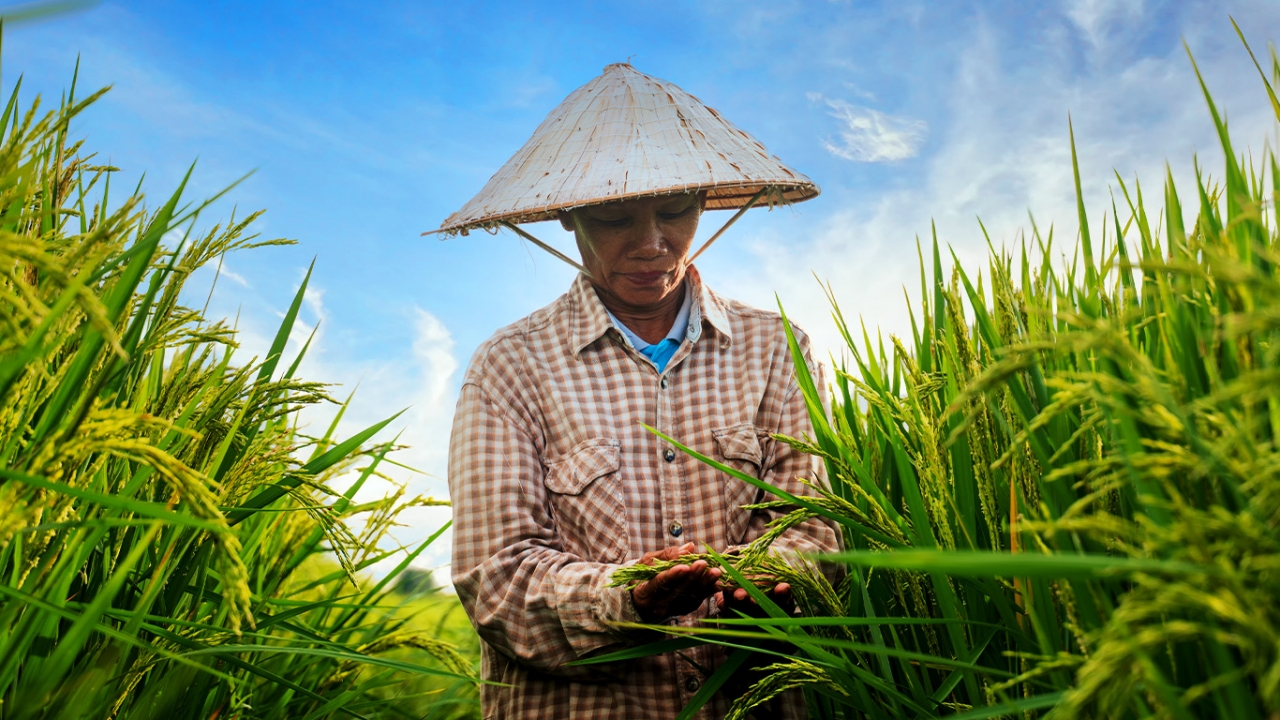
595,27,1280,720
0,60,479,719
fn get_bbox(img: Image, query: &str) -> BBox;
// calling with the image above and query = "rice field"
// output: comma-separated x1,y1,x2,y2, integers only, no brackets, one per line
600,28,1280,720
7,17,1280,720
0,59,479,720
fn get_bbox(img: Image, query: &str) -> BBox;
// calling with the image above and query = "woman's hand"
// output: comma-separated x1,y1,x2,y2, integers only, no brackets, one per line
629,543,722,622
716,582,795,618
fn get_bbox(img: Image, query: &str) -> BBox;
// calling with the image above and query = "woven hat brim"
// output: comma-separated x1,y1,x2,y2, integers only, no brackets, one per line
437,180,817,236
434,63,820,238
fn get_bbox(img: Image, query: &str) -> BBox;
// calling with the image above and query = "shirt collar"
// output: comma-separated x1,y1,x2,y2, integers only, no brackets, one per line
569,265,734,356
692,266,733,345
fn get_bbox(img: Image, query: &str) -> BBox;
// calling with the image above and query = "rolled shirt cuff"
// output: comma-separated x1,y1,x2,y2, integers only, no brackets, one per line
557,564,645,659
594,578,644,627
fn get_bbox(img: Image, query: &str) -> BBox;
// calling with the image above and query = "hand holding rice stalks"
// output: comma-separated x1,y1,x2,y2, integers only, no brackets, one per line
608,483,847,623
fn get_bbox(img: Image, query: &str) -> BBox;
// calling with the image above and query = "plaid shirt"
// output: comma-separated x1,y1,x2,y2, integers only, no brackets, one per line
448,267,839,719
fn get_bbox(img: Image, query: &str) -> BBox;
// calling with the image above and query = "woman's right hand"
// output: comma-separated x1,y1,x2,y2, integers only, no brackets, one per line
629,543,722,622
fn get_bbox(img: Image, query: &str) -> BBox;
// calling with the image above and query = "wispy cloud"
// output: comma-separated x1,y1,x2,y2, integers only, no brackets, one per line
808,92,927,162
1063,0,1146,50
198,273,461,577
412,309,459,432
709,7,1280,374
217,262,250,288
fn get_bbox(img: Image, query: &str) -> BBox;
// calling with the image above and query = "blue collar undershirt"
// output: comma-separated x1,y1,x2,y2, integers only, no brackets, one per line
604,282,692,373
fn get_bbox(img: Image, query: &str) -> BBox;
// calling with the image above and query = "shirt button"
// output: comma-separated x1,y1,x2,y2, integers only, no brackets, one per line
660,377,669,389
669,522,683,538
684,676,700,692
663,448,676,463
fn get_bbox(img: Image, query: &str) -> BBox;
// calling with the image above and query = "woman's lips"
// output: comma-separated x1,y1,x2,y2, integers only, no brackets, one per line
622,271,667,285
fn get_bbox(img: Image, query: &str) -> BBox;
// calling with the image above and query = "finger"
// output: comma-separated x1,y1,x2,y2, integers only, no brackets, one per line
657,561,709,592
666,563,712,591
634,566,692,615
698,570,721,590
696,567,722,592
642,548,672,566
655,543,696,563
640,567,684,601
772,583,791,597
662,565,720,604
666,559,707,580
686,562,721,586
662,563,692,581
639,548,668,566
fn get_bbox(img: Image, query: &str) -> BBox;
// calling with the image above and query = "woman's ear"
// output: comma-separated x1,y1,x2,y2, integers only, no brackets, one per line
558,210,574,232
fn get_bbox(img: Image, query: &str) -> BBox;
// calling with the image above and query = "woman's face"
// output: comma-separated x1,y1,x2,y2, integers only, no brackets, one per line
561,193,703,313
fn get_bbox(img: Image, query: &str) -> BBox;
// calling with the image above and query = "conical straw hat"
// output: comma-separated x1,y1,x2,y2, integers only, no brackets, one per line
437,63,818,236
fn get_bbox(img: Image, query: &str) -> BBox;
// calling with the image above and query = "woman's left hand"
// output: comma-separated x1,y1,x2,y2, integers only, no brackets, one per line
715,582,795,617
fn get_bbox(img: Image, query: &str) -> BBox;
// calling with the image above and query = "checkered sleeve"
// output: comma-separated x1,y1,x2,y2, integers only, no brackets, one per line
449,380,642,678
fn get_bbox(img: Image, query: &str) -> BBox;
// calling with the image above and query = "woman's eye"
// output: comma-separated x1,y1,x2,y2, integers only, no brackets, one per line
585,214,628,227
659,206,695,221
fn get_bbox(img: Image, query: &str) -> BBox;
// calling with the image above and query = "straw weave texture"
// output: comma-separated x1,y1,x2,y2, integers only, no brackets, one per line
439,63,818,235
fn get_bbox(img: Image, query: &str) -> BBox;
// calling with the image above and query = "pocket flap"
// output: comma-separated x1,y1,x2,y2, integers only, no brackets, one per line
545,441,621,495
712,424,763,466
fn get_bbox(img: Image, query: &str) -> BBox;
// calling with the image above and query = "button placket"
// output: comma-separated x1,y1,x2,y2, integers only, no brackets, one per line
655,368,685,550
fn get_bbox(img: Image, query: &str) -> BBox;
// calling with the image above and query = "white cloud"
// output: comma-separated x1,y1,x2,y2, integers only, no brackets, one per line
809,92,928,162
710,7,1279,375
1064,0,1146,50
412,308,460,439
286,286,328,351
195,273,461,580
841,82,879,103
217,263,250,288
293,302,460,570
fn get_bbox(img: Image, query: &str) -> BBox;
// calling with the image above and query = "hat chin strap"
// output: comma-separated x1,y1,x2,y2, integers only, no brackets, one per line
501,185,773,278
687,186,769,264
501,220,594,278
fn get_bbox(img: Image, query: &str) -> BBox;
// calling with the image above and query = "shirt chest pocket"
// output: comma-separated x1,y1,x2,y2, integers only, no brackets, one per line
712,424,767,546
544,440,628,563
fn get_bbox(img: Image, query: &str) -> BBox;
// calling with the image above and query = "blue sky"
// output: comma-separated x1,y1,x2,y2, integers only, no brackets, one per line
8,0,1280,574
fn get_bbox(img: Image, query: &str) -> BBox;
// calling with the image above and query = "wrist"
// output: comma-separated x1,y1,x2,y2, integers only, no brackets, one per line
629,586,655,623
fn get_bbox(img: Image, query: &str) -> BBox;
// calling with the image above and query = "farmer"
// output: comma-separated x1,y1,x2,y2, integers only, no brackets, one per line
438,63,840,719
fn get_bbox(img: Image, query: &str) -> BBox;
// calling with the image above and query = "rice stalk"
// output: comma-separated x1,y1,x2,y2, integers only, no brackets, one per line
596,26,1280,720
0,51,479,720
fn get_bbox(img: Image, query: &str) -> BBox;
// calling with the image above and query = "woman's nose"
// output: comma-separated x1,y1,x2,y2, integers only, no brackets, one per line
632,215,666,256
